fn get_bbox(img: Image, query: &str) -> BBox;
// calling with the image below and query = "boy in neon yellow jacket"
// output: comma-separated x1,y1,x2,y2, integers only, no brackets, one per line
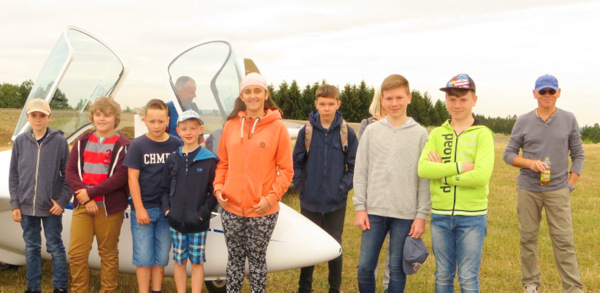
418,74,494,293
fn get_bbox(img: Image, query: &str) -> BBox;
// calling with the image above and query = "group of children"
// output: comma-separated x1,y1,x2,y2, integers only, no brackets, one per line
293,73,494,293
9,71,581,293
10,96,215,293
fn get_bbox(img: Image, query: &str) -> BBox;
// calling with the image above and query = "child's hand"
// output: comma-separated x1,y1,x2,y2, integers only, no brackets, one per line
49,199,63,215
462,162,475,172
136,208,151,225
409,218,426,239
426,151,442,163
215,190,228,207
165,210,170,216
253,197,271,214
75,189,90,204
85,200,99,216
355,210,370,231
11,209,22,222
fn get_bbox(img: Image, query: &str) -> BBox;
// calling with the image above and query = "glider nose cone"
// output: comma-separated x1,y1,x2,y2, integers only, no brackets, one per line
266,203,342,271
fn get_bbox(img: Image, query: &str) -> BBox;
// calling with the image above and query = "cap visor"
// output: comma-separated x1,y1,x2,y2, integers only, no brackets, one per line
536,86,559,91
403,261,416,275
26,109,50,115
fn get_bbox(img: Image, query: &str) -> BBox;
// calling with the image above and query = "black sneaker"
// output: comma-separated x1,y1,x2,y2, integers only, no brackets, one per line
53,288,68,293
24,288,41,293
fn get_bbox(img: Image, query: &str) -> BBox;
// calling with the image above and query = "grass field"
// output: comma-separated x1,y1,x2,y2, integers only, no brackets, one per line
1,108,598,292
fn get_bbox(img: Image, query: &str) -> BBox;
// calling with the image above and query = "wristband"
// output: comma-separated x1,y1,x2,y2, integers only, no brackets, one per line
457,162,463,174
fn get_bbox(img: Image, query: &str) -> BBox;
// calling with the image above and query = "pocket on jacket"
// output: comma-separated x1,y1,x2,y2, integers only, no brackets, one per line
167,210,183,229
184,211,203,230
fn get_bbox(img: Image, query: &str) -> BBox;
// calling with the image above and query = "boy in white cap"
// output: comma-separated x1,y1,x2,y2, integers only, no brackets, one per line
161,110,218,293
504,74,585,293
10,98,70,293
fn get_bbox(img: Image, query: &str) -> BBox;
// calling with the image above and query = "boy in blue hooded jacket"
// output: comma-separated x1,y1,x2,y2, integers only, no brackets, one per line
161,110,218,293
292,84,358,293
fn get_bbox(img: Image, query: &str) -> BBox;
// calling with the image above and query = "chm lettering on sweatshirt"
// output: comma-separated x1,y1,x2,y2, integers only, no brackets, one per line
143,152,171,164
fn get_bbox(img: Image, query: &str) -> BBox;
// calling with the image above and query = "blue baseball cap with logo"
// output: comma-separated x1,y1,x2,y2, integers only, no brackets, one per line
535,74,559,92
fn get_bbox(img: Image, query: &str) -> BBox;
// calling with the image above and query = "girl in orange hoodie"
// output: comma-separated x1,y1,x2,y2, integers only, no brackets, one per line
214,72,293,293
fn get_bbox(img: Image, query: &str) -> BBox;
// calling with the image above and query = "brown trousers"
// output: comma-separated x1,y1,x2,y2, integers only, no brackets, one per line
517,187,584,293
69,206,124,293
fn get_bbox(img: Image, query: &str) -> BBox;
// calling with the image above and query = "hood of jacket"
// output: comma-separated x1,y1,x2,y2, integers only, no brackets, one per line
177,145,218,162
380,116,420,130
308,110,344,131
235,109,283,142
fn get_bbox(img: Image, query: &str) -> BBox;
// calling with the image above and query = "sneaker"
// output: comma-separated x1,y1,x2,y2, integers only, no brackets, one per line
24,288,41,293
524,284,539,293
53,288,68,293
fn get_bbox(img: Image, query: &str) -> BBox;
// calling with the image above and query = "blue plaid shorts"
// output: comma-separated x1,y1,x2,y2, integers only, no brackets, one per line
170,228,207,265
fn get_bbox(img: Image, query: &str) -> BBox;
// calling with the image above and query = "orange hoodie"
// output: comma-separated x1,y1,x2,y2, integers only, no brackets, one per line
214,109,293,217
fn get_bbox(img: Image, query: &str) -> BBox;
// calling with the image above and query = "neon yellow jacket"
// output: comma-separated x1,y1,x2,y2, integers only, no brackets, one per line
418,120,494,216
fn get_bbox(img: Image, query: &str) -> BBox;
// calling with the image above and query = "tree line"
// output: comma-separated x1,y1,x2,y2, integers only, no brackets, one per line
2,79,598,138
269,80,516,134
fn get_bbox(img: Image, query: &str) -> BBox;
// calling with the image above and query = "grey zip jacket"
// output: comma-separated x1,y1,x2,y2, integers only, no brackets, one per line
9,128,72,216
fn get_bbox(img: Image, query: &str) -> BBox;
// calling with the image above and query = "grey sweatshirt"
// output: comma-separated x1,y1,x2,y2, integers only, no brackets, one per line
353,118,431,220
9,128,72,216
504,108,585,192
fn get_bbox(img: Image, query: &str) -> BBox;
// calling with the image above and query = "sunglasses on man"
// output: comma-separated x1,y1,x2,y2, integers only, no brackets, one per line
538,88,556,95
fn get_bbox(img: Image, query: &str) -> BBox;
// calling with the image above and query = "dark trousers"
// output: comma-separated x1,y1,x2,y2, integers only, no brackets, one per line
298,206,346,293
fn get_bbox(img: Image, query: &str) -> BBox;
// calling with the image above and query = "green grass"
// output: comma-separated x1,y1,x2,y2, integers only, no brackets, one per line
1,111,599,292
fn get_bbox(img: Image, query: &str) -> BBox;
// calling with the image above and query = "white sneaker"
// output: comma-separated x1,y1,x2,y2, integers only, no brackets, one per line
524,284,539,293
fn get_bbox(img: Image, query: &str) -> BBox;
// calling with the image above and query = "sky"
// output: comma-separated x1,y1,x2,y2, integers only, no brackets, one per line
1,0,599,126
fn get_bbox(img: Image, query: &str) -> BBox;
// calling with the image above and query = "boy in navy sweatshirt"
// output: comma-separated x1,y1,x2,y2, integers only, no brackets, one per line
10,98,70,293
292,84,358,293
161,110,218,293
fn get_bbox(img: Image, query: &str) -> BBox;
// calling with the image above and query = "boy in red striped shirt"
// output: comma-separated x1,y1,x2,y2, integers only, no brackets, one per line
66,96,130,293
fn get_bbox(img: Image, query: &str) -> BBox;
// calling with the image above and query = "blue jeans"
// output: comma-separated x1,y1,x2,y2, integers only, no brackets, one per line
431,214,487,293
131,207,172,267
21,215,68,290
357,215,412,293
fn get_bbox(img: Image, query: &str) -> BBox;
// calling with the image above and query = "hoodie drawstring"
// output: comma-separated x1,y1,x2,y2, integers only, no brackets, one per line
240,116,246,143
249,117,260,139
240,116,260,142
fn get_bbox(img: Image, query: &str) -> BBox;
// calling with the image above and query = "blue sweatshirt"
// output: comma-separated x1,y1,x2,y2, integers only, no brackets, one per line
292,111,358,213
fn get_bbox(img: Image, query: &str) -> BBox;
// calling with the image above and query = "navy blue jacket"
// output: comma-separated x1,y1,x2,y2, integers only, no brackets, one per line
161,146,218,233
292,111,358,213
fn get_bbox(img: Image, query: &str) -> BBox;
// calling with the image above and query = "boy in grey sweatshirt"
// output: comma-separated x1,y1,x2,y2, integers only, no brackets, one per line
9,99,71,293
353,74,430,293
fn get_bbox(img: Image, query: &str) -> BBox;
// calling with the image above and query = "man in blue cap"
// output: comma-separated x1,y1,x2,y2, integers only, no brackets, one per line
504,74,585,293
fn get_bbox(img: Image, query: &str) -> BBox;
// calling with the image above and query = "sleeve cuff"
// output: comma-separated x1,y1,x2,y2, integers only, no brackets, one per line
266,194,279,207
